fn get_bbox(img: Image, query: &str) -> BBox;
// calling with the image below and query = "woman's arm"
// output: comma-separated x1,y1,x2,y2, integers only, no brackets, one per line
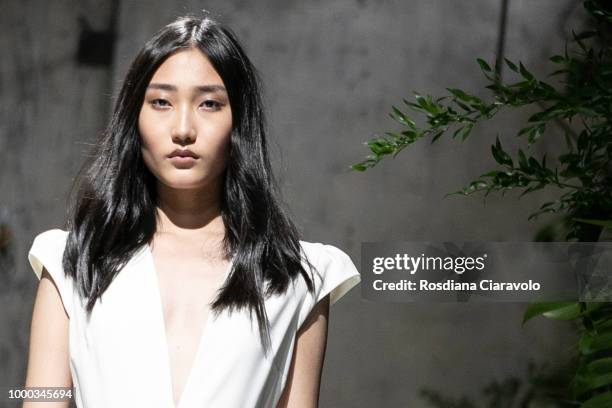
277,294,330,408
23,267,72,408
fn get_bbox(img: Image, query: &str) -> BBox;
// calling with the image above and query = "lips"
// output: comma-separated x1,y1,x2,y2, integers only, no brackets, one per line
168,149,199,159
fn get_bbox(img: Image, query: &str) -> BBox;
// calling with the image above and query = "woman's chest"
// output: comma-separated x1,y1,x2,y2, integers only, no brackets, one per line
66,245,306,407
150,246,231,352
150,244,233,406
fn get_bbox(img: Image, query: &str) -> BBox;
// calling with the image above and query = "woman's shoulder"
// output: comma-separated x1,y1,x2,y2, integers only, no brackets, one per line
298,239,355,267
32,228,69,241
297,239,361,296
28,228,74,317
294,239,361,328
30,228,69,256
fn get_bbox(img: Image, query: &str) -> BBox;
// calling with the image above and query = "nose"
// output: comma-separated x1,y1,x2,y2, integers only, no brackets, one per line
171,105,197,145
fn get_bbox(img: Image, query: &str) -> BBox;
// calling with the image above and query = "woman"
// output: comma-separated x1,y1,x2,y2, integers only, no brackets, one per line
24,12,360,408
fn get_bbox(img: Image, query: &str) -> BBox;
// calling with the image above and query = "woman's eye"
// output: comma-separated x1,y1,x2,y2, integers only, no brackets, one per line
201,100,221,110
150,99,170,108
148,98,222,110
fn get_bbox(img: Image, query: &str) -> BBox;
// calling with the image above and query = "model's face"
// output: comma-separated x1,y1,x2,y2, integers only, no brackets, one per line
138,48,232,190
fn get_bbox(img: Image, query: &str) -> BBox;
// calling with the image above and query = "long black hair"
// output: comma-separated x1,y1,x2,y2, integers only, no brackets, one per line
63,11,315,353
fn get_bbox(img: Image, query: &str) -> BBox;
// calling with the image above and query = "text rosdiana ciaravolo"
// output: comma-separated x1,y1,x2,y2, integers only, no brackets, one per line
372,279,541,291
371,254,541,292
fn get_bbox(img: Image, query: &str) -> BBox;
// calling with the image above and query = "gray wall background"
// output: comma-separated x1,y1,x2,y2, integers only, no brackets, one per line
1,0,587,406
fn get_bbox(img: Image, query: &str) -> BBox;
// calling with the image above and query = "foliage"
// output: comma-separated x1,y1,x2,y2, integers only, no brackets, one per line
523,300,612,406
351,0,612,406
351,1,612,242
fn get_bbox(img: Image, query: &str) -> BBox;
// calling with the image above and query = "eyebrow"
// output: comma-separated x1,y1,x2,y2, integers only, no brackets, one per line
146,83,227,94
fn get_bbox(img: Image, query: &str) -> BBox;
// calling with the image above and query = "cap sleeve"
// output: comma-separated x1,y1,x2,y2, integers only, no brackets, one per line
297,243,361,331
28,229,72,318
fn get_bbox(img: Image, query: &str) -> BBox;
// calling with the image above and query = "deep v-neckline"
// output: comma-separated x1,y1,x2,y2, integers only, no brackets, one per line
145,243,234,408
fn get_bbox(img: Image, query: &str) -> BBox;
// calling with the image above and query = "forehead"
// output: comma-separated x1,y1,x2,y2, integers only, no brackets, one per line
148,48,224,86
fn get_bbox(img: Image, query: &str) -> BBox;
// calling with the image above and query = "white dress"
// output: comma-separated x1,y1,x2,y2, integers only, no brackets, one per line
27,229,361,408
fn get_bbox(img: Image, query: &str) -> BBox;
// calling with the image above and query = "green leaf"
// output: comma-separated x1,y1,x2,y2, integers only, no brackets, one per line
522,302,581,325
549,68,569,77
430,129,444,144
571,29,589,52
452,126,464,139
491,139,503,165
579,331,612,355
574,371,612,398
575,106,598,116
480,170,502,178
586,357,612,375
519,182,546,197
519,62,535,81
538,81,558,96
549,55,566,64
507,80,531,89
593,318,612,334
367,139,394,155
573,218,612,229
491,136,513,166
564,130,575,150
518,125,535,136
454,100,472,112
581,392,612,408
527,123,546,145
476,58,492,72
574,356,612,397
384,132,402,142
459,123,474,141
586,302,607,314
400,129,418,142
528,157,541,170
573,30,597,41
415,94,429,110
528,107,560,123
504,58,519,73
447,88,473,102
390,106,416,129
518,149,529,171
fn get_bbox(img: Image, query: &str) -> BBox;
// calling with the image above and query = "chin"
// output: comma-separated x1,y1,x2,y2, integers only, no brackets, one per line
158,175,209,190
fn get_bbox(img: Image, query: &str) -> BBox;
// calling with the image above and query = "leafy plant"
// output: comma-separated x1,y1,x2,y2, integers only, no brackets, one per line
352,1,612,406
352,1,612,242
522,280,612,406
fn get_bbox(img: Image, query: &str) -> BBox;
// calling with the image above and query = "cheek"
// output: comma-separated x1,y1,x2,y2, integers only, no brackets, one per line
201,115,232,157
138,110,153,147
138,111,160,170
213,121,232,146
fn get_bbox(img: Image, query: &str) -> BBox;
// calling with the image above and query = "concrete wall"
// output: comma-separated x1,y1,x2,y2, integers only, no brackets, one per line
0,1,115,401
1,0,587,406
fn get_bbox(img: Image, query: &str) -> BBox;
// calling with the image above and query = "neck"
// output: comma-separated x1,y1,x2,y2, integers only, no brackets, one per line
154,177,225,238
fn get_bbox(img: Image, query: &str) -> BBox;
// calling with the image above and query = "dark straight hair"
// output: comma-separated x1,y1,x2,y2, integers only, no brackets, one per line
63,12,315,354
